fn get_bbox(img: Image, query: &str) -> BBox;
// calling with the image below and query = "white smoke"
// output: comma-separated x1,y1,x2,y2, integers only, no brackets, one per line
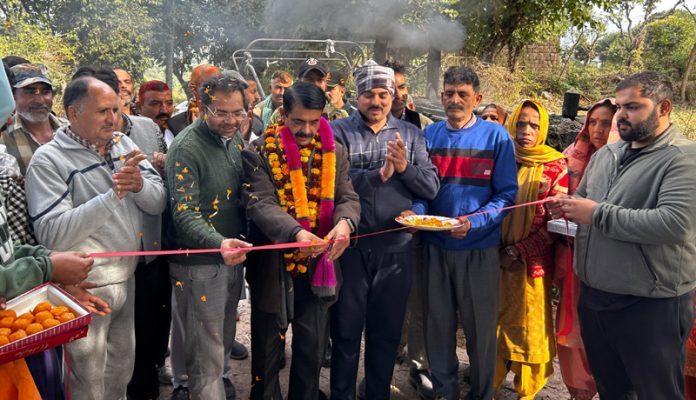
261,0,465,52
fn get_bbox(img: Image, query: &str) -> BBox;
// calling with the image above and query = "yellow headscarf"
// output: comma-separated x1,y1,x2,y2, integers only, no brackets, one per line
502,99,565,245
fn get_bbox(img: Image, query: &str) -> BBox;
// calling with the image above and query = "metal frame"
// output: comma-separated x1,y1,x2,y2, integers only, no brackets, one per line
232,38,370,99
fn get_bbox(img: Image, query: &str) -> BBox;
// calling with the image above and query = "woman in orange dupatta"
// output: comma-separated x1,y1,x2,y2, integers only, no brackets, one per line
494,100,568,399
554,98,616,400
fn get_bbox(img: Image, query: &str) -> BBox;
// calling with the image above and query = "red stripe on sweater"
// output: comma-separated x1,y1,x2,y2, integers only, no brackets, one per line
431,155,494,180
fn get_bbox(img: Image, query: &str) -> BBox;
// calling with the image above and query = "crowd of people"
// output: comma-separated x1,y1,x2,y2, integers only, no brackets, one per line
0,51,695,400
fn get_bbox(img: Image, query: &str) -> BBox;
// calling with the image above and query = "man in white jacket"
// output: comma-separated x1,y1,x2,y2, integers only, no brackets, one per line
25,76,167,400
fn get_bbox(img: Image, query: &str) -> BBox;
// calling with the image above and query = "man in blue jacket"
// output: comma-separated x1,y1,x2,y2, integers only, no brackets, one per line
408,66,517,400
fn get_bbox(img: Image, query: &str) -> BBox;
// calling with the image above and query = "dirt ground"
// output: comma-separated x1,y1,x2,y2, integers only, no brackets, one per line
158,298,596,400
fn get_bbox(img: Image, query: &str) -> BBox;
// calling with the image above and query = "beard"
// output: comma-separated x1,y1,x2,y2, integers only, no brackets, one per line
618,107,659,142
17,107,50,123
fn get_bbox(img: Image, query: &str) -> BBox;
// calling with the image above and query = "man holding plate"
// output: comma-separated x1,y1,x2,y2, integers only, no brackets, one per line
405,66,517,400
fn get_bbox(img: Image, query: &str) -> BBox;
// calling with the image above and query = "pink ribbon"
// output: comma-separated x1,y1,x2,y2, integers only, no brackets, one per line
89,199,554,258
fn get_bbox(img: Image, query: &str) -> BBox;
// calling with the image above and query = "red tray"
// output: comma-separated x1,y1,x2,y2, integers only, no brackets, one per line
0,283,91,364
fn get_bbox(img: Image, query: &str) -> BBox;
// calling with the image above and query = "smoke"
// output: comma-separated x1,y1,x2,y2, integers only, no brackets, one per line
261,0,465,52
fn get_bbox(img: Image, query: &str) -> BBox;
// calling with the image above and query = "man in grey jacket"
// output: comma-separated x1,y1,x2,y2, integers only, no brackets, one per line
25,77,167,400
549,71,696,399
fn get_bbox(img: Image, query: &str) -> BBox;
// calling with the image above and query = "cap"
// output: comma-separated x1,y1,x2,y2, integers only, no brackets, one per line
326,71,346,88
297,58,327,79
11,63,53,89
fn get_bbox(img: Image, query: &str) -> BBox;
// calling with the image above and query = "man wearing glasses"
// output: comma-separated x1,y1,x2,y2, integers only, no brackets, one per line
0,63,65,176
165,74,252,400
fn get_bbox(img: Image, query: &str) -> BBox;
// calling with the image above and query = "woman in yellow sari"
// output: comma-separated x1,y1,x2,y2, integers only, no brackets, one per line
494,100,568,398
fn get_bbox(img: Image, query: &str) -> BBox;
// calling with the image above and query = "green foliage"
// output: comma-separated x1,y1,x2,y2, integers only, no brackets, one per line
642,11,696,81
460,0,617,68
1,0,155,79
0,16,77,90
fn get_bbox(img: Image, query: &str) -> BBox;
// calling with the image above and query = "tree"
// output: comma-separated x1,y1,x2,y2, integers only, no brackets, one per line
607,0,685,68
147,0,265,96
1,0,155,80
459,0,617,71
642,10,695,83
0,16,77,88
680,4,696,101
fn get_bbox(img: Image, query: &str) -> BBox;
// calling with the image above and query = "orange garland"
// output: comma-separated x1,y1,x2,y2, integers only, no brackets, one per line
264,123,335,274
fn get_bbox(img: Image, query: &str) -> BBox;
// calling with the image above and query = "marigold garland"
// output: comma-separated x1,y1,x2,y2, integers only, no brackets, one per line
264,118,336,274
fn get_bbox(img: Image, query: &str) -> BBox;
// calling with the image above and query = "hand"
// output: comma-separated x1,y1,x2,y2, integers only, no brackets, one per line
221,238,253,266
399,209,418,233
113,150,147,199
62,284,111,316
0,297,5,310
325,219,352,260
449,217,471,239
151,152,166,173
547,195,571,220
295,230,329,258
385,132,408,174
557,198,597,225
380,159,394,182
12,175,24,187
50,251,94,286
239,104,254,141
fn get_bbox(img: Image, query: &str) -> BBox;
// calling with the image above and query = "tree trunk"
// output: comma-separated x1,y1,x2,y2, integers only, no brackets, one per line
681,37,696,101
426,47,441,101
373,39,388,64
165,36,174,88
559,30,584,79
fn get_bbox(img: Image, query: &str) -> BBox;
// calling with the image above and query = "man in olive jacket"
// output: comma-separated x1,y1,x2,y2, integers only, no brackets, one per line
550,71,696,399
242,82,360,400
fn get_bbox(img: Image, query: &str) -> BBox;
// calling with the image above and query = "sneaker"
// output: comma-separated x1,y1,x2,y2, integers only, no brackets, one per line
223,377,236,400
170,386,189,400
229,340,249,360
158,365,173,385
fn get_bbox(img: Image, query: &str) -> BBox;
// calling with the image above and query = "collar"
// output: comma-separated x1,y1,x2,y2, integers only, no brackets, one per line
351,110,398,134
446,114,477,130
64,125,116,156
12,113,63,134
121,114,133,136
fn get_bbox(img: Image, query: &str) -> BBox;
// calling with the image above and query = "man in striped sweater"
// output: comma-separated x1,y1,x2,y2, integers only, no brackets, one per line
408,66,518,400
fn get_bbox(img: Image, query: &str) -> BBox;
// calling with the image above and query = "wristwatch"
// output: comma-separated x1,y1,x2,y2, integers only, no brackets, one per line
505,245,518,260
340,217,356,234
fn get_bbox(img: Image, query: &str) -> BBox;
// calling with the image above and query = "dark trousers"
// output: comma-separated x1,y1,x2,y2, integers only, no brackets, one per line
424,245,500,400
579,286,694,400
330,249,411,400
250,275,329,400
127,258,172,399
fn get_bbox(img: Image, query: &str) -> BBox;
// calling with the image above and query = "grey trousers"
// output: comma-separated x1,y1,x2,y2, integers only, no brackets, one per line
67,278,135,400
424,244,500,400
169,262,243,400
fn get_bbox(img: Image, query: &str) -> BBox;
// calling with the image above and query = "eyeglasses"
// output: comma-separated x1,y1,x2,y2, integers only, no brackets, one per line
205,106,247,120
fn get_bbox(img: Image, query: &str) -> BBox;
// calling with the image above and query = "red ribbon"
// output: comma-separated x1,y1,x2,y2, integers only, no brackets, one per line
89,199,554,259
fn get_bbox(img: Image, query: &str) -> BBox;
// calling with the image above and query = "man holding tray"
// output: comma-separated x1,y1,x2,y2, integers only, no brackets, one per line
406,67,517,400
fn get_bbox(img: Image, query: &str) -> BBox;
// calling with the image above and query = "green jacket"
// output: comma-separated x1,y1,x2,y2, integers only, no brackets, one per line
0,195,52,299
574,124,696,298
165,118,247,265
